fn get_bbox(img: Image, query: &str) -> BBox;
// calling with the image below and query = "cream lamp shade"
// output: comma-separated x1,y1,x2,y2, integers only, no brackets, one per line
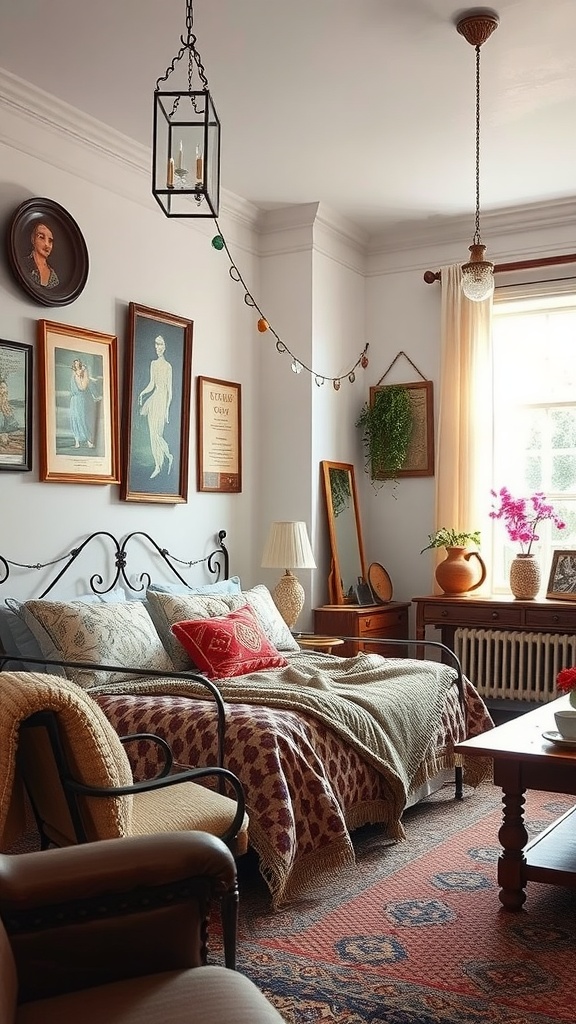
261,521,316,629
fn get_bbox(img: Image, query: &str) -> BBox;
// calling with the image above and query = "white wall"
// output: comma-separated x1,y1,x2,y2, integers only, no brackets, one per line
256,205,367,626
0,70,260,599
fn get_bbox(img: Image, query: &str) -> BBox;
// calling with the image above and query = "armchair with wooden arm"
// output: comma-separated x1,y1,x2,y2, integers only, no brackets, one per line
0,831,286,1024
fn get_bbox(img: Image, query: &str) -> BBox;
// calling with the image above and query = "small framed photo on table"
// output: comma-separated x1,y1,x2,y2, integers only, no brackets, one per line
38,319,120,484
0,339,33,471
197,376,242,492
546,550,576,601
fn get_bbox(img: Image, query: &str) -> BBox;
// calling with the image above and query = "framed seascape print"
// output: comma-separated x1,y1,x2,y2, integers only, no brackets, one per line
370,380,435,478
0,340,33,471
37,320,120,484
547,550,576,601
197,376,242,493
7,198,89,307
121,303,193,504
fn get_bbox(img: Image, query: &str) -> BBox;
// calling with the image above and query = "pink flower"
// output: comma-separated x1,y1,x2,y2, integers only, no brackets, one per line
489,487,565,555
557,667,576,694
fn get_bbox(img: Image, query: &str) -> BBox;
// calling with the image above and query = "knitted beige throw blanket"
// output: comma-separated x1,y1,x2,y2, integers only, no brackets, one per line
0,671,133,851
90,652,458,834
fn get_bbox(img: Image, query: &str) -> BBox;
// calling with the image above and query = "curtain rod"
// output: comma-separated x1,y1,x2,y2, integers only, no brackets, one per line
423,252,576,284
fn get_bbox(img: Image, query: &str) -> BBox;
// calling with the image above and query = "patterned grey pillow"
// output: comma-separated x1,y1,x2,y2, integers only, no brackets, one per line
11,599,174,689
145,590,233,670
226,586,300,653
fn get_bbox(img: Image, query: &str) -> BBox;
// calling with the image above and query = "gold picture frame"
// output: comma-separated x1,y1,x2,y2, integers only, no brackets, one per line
197,376,242,492
38,319,119,484
546,549,576,601
370,380,435,478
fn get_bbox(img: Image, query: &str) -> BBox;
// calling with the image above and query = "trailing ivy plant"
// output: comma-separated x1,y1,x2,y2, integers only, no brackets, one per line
356,385,413,487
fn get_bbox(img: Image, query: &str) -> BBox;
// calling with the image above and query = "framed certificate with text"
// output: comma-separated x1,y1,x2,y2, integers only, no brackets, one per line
197,376,241,492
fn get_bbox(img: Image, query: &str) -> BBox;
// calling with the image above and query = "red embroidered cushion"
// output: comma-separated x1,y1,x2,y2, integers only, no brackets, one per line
171,603,288,679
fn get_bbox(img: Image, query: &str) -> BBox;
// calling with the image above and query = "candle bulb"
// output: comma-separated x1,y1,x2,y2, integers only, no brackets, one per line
196,145,203,182
167,157,175,188
177,140,183,171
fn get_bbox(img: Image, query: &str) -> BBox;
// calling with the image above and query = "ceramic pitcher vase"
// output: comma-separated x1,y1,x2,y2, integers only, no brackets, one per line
509,552,541,600
435,546,487,596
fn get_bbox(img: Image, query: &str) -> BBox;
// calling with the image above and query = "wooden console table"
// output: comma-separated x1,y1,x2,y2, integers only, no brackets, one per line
313,603,409,658
413,593,576,655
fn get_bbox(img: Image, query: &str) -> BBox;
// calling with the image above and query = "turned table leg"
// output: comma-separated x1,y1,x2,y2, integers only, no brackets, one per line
497,787,528,910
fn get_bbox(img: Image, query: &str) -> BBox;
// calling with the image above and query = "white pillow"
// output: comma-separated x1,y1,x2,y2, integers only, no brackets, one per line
11,599,174,689
145,590,234,670
226,586,300,653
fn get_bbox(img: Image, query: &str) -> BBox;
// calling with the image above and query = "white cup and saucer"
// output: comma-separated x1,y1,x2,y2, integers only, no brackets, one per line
543,707,576,747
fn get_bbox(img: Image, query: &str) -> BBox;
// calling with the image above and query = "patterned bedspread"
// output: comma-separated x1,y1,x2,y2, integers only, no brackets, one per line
95,670,492,907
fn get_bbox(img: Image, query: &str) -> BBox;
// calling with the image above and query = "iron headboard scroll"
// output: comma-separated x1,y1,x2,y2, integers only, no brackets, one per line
0,529,229,598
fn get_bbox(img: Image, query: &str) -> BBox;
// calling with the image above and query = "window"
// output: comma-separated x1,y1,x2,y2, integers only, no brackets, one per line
491,290,576,592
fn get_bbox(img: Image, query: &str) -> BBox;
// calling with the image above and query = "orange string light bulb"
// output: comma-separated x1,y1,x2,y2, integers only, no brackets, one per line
257,317,269,333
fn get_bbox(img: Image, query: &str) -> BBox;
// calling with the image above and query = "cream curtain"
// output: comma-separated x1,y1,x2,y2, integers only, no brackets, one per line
433,264,494,590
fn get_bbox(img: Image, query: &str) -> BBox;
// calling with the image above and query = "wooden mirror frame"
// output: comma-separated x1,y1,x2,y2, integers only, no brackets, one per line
321,460,368,604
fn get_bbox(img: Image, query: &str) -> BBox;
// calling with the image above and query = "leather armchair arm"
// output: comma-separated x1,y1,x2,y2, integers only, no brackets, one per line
0,832,237,1001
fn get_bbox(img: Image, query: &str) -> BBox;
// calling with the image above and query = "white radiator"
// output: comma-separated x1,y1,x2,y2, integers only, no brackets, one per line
454,628,576,703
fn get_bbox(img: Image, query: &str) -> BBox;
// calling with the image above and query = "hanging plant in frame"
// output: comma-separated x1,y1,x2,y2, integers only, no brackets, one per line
356,384,413,484
356,380,435,486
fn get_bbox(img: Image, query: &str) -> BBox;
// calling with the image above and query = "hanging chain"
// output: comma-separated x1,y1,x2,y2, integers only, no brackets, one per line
473,43,482,245
155,0,209,92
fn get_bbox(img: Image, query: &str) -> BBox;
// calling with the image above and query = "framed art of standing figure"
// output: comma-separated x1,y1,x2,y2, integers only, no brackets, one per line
121,303,193,503
0,339,33,472
37,320,120,484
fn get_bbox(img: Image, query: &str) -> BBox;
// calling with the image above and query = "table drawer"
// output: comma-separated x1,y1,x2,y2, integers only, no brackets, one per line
358,610,407,634
428,603,524,628
525,606,576,630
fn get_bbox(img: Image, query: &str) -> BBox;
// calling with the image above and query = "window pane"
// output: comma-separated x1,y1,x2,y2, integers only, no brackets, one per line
491,295,576,594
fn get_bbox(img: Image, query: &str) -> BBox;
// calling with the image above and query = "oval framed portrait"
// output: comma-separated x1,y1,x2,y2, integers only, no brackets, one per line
7,197,89,307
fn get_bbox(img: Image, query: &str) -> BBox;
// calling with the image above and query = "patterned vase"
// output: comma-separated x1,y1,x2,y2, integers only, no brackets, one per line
509,553,541,600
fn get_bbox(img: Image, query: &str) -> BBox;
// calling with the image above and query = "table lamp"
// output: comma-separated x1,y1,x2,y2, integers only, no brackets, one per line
261,521,316,629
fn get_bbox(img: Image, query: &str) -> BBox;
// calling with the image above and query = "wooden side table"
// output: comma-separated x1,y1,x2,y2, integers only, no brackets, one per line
296,636,345,655
313,603,409,658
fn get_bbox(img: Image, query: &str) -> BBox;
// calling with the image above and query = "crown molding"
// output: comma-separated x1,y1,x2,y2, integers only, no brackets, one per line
0,67,259,236
257,203,367,274
3,67,575,270
369,195,576,256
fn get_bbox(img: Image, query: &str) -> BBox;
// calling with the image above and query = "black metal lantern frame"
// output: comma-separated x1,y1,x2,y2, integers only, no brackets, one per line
152,1,221,218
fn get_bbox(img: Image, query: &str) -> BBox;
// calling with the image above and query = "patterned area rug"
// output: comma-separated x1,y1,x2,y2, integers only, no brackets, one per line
225,782,576,1023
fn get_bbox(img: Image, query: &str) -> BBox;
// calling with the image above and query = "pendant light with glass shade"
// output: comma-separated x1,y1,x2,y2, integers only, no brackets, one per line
457,9,499,302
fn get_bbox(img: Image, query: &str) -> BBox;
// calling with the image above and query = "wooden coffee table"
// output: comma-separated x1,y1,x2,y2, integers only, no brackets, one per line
455,696,576,910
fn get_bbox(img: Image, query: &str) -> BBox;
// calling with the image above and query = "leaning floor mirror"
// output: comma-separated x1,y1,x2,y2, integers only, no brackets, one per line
321,460,368,604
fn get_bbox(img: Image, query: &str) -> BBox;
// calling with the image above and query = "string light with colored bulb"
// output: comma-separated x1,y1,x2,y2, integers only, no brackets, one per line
211,220,369,389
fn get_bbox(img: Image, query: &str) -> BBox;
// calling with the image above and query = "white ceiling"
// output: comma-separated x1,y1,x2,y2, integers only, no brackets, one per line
1,0,576,236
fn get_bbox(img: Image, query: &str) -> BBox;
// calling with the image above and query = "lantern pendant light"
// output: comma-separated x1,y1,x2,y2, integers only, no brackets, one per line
457,10,499,302
152,0,221,218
